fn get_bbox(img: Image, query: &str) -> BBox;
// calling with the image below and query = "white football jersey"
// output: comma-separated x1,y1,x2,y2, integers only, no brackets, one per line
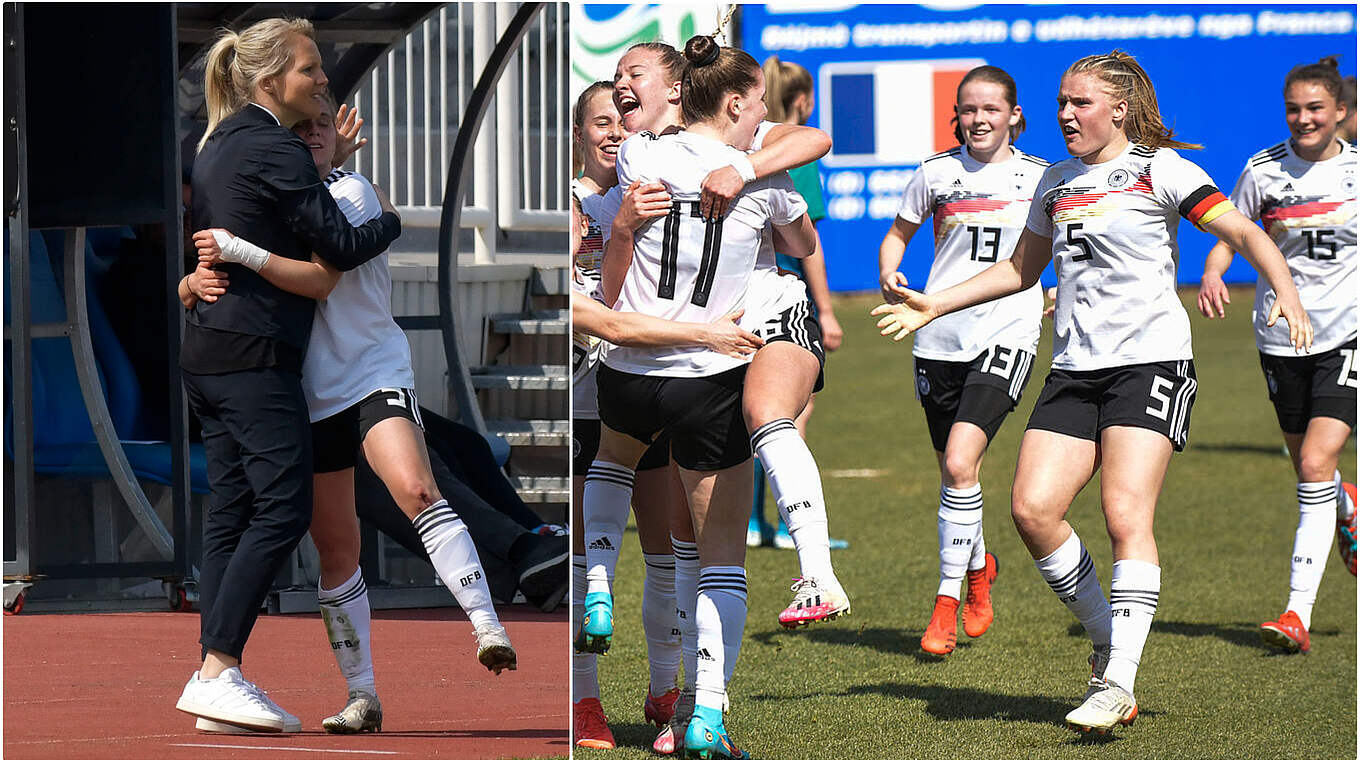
745,120,813,327
1026,143,1233,371
1231,139,1357,356
897,146,1047,361
302,169,415,421
605,130,807,377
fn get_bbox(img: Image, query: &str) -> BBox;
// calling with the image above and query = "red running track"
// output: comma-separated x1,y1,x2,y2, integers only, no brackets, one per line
4,607,568,760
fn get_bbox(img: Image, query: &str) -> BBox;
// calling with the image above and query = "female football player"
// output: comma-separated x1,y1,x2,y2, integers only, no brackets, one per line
1197,56,1356,655
874,50,1311,734
593,35,817,758
877,65,1046,656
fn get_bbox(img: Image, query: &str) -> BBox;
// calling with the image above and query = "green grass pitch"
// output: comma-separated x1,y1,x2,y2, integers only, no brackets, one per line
578,289,1356,760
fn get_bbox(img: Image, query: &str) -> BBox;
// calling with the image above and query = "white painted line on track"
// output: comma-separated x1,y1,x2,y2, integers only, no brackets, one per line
825,468,888,478
169,744,403,755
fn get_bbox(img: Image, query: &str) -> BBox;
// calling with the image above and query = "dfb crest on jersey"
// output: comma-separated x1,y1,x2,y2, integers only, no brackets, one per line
916,372,931,397
1107,169,1133,189
1344,175,1356,194
1265,367,1278,395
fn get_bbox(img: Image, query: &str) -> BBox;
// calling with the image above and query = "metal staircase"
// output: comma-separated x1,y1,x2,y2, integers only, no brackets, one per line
475,267,569,516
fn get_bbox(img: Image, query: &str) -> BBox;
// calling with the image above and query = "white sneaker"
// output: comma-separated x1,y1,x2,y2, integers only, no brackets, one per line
196,714,302,734
474,623,517,674
1065,680,1137,733
248,680,302,732
176,667,291,732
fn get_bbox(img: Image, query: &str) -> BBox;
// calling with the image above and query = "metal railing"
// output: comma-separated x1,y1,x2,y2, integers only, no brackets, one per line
350,2,569,262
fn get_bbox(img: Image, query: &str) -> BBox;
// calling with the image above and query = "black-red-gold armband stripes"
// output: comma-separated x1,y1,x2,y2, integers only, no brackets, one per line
1178,185,1234,228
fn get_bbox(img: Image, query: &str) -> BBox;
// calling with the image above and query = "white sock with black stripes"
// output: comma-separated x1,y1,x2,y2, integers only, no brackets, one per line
938,484,983,599
1335,470,1355,521
413,499,497,630
642,553,681,694
1034,530,1111,648
750,418,837,585
583,461,634,599
1287,481,1336,629
694,565,747,712
1103,560,1160,693
318,566,376,696
969,525,988,572
672,539,700,692
571,554,598,700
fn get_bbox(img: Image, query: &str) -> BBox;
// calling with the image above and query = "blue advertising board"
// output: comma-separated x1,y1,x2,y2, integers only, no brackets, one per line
740,4,1357,291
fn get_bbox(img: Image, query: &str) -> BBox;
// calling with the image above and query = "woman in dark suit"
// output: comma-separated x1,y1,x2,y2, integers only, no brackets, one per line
173,17,400,733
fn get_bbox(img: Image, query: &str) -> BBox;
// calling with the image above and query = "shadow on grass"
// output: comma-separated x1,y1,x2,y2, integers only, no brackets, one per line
749,680,1157,730
748,624,976,658
604,720,665,753
1066,618,1341,651
1191,441,1291,457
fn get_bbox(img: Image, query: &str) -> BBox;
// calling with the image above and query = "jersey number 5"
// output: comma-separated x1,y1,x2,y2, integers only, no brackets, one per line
1067,223,1094,262
658,201,724,307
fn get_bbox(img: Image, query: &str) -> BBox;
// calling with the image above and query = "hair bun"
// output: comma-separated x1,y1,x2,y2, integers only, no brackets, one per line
1318,55,1341,70
684,35,720,67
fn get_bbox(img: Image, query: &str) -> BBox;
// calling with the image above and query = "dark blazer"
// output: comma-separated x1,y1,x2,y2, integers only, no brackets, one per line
187,103,401,352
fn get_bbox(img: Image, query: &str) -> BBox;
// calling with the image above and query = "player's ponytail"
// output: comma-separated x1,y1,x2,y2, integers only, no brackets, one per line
1283,55,1345,105
680,35,760,125
1066,51,1201,151
199,17,316,152
951,65,1025,145
762,55,813,125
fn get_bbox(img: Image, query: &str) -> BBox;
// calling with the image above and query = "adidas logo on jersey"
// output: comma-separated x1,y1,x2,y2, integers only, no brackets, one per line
588,537,616,552
1282,182,1294,192
952,178,963,187
697,648,715,661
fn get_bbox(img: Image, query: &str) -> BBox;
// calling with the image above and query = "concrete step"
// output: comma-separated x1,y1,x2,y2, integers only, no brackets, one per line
485,418,570,447
470,364,568,391
490,309,567,336
510,475,569,504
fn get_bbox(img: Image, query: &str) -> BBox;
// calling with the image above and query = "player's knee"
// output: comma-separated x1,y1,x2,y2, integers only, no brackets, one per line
1009,491,1048,537
1297,451,1336,484
742,399,778,431
942,452,980,487
391,475,440,511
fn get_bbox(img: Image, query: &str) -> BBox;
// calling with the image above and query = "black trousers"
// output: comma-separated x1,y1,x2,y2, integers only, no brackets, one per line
184,367,313,661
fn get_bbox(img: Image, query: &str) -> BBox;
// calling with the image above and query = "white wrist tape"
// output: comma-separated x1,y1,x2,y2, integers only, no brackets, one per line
729,154,757,184
213,230,270,272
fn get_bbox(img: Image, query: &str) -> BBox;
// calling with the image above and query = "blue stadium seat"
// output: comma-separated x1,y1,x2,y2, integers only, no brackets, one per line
3,229,208,493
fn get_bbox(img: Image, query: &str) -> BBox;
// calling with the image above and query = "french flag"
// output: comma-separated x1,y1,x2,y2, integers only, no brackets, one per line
819,58,985,167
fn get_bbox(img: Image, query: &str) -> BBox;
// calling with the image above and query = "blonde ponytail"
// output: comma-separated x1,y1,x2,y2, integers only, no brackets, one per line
198,17,315,152
1066,50,1201,151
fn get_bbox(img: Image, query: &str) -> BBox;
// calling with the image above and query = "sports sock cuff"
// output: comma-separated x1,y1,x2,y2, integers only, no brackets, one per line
749,418,798,450
939,484,984,524
1035,529,1083,572
1298,481,1337,513
697,566,747,601
586,460,636,488
318,566,366,604
644,552,677,570
1110,560,1161,613
671,538,699,562
413,500,459,542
